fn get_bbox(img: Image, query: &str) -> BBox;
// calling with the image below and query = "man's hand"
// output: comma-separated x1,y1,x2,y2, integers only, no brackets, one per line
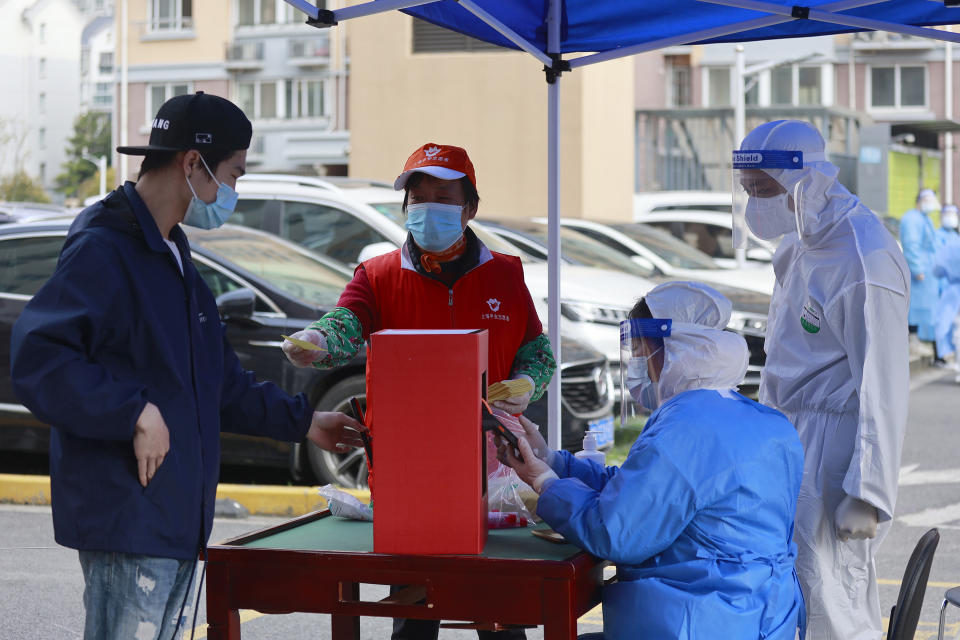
282,329,327,368
492,374,534,414
134,402,170,488
502,437,558,494
835,495,879,541
306,411,366,453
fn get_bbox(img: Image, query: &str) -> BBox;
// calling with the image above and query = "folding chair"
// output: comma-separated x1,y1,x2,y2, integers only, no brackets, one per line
937,586,960,640
887,528,940,640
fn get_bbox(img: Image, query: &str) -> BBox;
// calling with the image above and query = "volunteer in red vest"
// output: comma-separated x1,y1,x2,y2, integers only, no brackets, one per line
282,142,556,640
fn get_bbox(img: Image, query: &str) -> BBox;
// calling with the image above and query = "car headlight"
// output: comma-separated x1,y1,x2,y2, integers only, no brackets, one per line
728,311,767,336
557,300,630,325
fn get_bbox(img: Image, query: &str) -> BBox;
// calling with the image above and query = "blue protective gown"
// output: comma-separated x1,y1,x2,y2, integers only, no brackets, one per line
901,208,939,340
537,389,805,640
934,236,960,358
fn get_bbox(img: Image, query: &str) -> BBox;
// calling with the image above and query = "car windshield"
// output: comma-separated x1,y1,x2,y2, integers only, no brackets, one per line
608,223,721,270
468,221,528,259
494,221,654,277
189,228,350,307
368,201,405,225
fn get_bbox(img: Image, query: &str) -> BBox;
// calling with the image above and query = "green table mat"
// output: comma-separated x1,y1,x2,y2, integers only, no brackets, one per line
243,517,581,561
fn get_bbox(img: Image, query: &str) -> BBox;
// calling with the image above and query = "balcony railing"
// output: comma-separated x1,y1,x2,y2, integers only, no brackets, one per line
288,37,330,66
225,42,265,71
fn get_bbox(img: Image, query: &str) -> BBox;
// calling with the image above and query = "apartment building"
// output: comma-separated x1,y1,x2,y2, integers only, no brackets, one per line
347,10,636,221
81,16,115,113
635,30,960,218
116,0,348,180
0,0,84,196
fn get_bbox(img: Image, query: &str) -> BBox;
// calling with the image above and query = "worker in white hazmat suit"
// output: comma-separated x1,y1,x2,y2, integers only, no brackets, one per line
732,120,910,640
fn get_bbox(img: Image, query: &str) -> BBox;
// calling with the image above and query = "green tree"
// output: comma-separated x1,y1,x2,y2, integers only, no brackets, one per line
55,112,111,197
0,171,51,203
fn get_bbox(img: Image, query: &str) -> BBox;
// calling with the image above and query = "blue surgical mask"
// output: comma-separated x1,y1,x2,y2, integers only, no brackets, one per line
183,156,238,230
625,350,662,411
405,202,464,252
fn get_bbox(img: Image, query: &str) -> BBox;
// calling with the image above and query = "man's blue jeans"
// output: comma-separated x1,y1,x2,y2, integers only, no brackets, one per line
78,551,197,640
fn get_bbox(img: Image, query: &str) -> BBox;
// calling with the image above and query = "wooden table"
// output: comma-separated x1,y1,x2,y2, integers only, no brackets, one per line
204,510,608,639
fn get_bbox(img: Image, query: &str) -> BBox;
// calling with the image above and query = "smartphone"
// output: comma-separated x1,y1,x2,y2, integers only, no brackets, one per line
481,400,523,462
349,397,373,468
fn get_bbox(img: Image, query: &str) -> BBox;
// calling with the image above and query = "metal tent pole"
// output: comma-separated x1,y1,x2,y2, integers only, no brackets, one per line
546,0,562,451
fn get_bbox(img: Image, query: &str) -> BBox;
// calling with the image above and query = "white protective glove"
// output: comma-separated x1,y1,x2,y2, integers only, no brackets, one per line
492,374,535,415
516,414,557,469
835,495,879,541
503,437,558,494
282,329,327,368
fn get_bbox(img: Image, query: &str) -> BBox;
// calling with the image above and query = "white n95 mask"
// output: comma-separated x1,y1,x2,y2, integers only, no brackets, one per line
745,193,794,240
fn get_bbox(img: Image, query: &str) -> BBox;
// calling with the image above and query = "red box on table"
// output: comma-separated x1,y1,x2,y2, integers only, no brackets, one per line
369,329,489,555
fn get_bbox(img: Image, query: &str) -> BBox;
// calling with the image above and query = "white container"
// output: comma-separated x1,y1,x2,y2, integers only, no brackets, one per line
574,431,606,465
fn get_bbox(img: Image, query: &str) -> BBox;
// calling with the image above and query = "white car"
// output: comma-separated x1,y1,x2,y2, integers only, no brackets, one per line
234,174,641,384
633,191,732,218
555,218,776,296
634,209,778,269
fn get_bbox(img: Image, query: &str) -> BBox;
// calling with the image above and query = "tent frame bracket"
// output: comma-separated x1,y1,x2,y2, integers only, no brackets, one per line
544,54,571,84
791,5,810,19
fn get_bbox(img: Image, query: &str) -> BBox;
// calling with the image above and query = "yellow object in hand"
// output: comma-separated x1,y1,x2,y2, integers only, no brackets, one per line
487,378,533,402
281,335,327,352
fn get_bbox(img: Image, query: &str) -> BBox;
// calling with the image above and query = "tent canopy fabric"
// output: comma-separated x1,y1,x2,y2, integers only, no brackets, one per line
402,1,960,55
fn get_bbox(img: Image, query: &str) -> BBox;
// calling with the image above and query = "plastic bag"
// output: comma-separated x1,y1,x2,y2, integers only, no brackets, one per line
318,484,373,521
484,406,537,528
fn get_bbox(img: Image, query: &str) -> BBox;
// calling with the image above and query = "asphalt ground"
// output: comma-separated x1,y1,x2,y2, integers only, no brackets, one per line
2,359,959,638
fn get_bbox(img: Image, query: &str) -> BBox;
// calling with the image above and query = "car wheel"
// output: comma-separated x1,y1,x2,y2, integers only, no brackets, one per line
307,375,368,489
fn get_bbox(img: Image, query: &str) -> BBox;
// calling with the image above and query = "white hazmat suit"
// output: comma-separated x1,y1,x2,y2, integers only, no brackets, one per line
742,120,910,640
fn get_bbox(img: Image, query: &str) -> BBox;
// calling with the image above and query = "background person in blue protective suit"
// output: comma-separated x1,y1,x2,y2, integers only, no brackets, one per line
901,188,940,345
740,120,910,640
9,92,364,640
935,205,959,299
933,218,960,382
498,281,805,640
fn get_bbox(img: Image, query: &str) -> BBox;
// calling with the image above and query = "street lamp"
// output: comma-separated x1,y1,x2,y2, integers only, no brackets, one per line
81,147,107,199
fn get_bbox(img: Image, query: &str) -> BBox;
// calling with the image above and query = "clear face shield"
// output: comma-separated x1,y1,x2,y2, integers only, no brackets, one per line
731,150,806,249
619,318,672,426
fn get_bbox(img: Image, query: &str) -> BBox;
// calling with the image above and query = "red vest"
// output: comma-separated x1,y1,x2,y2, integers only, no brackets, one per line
362,246,531,489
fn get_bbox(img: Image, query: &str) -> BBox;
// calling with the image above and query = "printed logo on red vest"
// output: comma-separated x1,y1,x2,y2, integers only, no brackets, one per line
486,298,501,312
482,298,510,322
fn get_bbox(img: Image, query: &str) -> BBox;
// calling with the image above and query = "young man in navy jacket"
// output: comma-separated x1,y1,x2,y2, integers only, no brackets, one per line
10,92,364,640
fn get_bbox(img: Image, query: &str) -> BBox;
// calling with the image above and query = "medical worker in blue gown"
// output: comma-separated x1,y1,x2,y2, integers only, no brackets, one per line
933,215,960,383
901,188,940,344
499,281,806,640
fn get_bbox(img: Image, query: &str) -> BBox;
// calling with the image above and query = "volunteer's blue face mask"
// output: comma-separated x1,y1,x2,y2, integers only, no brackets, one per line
184,156,238,229
404,202,464,252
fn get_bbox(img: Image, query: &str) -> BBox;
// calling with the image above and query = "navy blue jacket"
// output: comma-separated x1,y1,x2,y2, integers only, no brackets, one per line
11,183,313,560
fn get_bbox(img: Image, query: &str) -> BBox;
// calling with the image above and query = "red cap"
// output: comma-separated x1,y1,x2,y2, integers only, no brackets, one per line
394,143,477,191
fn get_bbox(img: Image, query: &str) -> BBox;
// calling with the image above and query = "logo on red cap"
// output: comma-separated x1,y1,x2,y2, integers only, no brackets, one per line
397,143,477,190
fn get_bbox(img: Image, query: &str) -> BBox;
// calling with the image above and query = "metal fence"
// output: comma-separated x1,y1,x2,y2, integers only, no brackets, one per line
635,106,865,194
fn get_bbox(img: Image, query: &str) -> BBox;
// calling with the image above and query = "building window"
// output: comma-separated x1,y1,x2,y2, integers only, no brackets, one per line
149,0,193,32
39,23,46,43
237,81,279,119
707,67,731,106
870,65,926,109
99,52,113,74
39,163,46,184
771,66,792,105
39,58,46,78
146,83,191,122
39,93,46,115
284,78,325,119
38,128,46,149
412,18,502,53
237,0,279,26
666,55,692,107
798,67,821,105
94,82,113,106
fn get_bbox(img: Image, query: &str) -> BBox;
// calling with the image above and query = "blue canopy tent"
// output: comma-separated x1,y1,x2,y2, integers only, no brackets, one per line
283,0,960,448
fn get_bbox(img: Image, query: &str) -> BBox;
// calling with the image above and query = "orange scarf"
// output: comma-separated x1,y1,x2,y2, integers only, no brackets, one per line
419,236,467,274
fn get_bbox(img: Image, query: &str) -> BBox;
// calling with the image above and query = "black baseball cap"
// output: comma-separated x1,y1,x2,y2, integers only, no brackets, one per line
116,91,252,156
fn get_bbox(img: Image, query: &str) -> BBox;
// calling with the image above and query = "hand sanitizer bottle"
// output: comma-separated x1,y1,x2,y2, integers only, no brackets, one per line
574,431,606,465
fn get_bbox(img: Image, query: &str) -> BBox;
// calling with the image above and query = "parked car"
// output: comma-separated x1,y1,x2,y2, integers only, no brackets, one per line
0,201,69,225
476,218,770,388
556,218,776,295
633,191,732,218
0,221,613,487
634,209,777,269
232,174,645,391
